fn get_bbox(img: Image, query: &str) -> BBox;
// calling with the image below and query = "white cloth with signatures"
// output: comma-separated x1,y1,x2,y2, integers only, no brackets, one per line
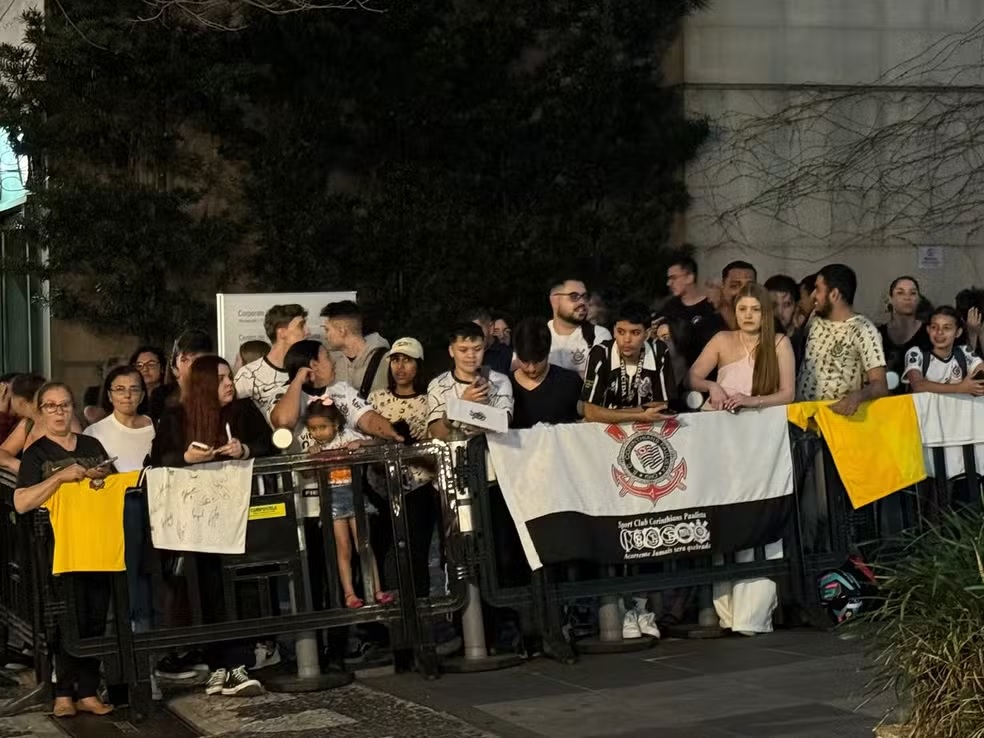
146,459,255,554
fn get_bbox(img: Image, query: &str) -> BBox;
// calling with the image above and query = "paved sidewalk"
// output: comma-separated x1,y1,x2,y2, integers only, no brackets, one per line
370,630,893,738
0,630,895,737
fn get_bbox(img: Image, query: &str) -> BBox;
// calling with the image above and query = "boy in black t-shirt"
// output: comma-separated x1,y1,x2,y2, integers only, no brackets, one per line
510,318,582,429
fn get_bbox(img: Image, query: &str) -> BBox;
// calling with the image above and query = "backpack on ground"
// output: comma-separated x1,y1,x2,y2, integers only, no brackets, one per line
817,554,877,625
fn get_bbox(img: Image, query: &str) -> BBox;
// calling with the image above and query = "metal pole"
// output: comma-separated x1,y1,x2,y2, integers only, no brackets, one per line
440,435,522,672
447,436,489,661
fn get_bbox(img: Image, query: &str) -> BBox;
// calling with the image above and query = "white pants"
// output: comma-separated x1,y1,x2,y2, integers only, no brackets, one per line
712,539,784,633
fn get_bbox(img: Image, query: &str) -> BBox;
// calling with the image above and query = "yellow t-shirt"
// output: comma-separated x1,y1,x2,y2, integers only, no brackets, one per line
787,396,926,509
43,471,139,575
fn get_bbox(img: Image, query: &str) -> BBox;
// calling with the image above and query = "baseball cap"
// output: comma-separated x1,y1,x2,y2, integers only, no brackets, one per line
386,337,424,360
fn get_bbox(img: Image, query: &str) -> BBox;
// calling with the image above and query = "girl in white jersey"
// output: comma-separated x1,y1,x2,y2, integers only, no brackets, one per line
903,306,984,395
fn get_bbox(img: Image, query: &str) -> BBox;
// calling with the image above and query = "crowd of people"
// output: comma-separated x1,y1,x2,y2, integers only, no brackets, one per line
3,253,984,718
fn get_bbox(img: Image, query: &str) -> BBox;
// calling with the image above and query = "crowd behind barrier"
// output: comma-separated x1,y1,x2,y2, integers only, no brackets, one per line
2,397,978,719
8,262,984,720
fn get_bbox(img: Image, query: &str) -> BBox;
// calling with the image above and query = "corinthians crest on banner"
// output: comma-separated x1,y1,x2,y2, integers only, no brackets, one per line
485,407,795,570
607,420,687,504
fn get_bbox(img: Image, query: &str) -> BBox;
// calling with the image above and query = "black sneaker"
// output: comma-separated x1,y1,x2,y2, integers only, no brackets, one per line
344,637,370,665
154,654,198,680
220,666,263,697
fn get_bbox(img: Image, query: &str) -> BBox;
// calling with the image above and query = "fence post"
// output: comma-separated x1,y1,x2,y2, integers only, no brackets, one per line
440,435,522,673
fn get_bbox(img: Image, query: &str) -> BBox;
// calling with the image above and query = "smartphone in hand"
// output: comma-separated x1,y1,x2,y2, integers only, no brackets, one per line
93,456,118,470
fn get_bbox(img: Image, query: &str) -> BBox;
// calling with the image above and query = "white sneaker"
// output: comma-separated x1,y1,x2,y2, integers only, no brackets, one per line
622,611,642,639
632,596,649,615
638,612,661,638
205,668,227,696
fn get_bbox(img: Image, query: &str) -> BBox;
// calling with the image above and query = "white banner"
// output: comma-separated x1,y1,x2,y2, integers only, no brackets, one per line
146,459,255,554
486,407,794,569
216,291,356,361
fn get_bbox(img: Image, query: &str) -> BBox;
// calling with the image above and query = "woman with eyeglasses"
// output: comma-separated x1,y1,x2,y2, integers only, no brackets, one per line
84,366,155,633
13,383,115,718
0,374,82,474
129,346,166,398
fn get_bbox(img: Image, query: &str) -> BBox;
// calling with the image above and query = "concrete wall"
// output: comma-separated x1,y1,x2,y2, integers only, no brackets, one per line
0,1,37,48
683,0,984,317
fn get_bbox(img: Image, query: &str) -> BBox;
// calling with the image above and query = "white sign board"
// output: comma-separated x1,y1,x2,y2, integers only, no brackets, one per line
216,291,356,361
917,246,944,270
447,397,510,434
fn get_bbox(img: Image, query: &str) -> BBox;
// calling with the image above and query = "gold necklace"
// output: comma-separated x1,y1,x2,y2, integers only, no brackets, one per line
739,332,760,356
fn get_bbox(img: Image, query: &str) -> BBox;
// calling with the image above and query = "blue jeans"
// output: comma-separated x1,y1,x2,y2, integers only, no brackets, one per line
123,492,153,632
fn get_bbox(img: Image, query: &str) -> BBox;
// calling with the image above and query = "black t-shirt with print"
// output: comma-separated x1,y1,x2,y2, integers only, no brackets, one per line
581,339,676,409
17,434,108,488
878,322,931,388
510,365,583,429
658,297,725,369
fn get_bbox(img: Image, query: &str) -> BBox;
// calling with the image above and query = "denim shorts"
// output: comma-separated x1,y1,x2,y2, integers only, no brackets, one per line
330,484,377,520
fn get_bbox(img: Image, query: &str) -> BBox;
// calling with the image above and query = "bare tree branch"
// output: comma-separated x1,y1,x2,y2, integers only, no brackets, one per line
139,0,384,31
688,19,984,255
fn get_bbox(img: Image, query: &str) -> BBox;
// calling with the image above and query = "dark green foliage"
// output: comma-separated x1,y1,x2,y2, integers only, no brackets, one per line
0,3,243,343
863,507,984,737
227,0,709,341
0,0,708,346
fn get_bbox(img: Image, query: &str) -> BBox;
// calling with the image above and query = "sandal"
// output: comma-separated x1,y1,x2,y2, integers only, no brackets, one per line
344,593,364,609
52,697,76,718
374,591,395,605
75,696,113,716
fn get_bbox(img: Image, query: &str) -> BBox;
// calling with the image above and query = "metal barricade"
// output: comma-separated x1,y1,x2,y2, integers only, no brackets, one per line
6,441,466,718
456,427,856,661
0,469,49,715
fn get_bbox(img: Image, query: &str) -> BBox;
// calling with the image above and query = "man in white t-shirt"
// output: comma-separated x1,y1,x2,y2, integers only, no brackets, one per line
234,305,309,423
428,322,513,439
796,264,888,415
548,278,612,379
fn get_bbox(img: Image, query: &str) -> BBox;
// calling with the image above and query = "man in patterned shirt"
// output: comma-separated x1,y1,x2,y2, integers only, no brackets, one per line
796,264,888,416
427,322,513,439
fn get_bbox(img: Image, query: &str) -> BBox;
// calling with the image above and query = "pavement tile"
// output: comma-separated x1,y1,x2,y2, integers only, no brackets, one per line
699,701,877,738
518,656,694,689
476,691,668,738
600,675,815,723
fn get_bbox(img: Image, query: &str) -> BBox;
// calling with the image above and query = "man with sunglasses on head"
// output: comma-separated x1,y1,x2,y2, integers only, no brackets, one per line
548,278,612,380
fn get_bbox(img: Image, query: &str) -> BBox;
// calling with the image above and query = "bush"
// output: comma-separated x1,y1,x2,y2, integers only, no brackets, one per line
864,508,984,737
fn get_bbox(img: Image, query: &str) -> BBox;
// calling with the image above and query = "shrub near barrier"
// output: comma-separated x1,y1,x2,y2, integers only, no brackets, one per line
866,507,984,738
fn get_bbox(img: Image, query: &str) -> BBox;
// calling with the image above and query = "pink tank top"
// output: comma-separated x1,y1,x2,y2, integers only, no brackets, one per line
717,355,754,397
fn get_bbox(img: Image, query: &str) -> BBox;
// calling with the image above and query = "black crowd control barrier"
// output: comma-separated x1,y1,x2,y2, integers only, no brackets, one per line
4,431,979,719
461,427,858,654
1,441,467,718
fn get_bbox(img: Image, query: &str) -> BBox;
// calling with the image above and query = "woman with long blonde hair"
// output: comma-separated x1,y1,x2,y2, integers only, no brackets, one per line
687,282,795,635
688,282,795,411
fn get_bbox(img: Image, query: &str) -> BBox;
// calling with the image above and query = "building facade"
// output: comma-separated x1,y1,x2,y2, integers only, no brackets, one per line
683,0,984,316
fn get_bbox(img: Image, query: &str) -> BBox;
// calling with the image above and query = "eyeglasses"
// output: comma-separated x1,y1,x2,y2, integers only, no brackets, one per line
110,386,144,397
553,292,589,303
40,402,74,415
134,361,160,371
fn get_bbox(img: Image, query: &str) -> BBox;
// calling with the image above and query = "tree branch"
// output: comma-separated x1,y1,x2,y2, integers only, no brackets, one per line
689,20,984,252
139,0,384,31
